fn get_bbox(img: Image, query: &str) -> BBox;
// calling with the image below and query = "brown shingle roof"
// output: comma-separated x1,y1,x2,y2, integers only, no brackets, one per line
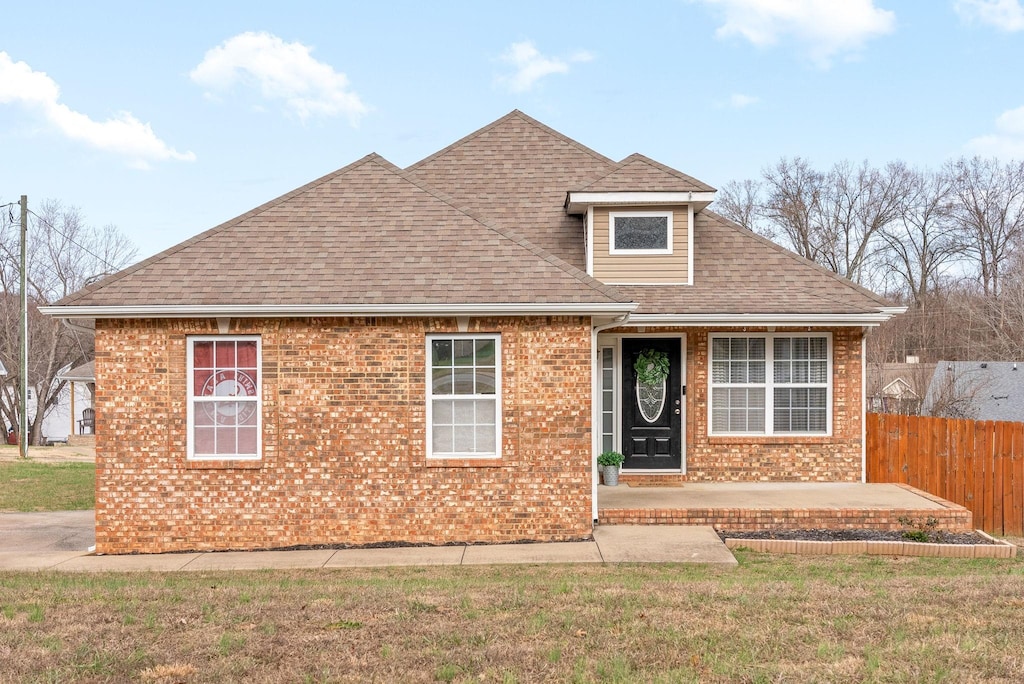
56,154,629,308
405,110,616,270
616,210,893,315
578,153,716,193
47,109,896,320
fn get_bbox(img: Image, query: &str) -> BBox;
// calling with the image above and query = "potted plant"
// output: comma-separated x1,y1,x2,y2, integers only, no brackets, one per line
597,451,625,486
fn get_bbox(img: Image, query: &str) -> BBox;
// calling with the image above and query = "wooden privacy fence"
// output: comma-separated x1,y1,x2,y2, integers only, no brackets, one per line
866,413,1024,535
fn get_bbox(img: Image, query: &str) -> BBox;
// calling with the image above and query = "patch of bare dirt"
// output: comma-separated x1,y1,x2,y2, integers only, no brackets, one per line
0,444,94,463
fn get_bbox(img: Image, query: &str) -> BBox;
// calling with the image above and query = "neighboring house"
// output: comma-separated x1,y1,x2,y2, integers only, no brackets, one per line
924,361,1024,421
30,362,94,443
42,111,903,553
0,359,93,443
867,361,935,415
57,361,96,436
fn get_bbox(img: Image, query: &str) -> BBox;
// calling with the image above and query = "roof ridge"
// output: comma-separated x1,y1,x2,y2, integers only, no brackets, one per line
939,360,1024,367
56,154,388,306
404,110,615,172
702,209,894,309
579,152,717,192
625,153,718,192
389,162,631,304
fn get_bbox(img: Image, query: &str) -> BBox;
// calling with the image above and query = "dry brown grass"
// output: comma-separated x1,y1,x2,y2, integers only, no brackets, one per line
2,553,1023,682
0,444,95,463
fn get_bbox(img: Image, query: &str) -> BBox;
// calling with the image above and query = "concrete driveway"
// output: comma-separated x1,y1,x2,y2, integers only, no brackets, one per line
0,510,95,553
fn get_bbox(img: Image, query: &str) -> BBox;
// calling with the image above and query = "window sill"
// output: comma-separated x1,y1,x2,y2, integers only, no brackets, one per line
424,458,505,468
187,459,263,470
708,435,833,445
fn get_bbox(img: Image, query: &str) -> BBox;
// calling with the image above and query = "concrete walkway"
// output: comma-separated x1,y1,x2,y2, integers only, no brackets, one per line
0,510,96,553
0,525,737,571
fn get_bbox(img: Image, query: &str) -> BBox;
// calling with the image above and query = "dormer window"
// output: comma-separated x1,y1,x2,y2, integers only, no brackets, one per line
609,211,673,255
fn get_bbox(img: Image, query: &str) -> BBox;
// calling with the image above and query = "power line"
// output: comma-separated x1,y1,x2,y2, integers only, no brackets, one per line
26,206,124,277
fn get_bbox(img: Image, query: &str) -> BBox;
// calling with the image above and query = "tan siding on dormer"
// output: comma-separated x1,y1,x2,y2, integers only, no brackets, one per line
592,205,689,284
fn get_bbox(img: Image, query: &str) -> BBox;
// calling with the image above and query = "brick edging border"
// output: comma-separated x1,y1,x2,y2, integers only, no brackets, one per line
723,530,1017,558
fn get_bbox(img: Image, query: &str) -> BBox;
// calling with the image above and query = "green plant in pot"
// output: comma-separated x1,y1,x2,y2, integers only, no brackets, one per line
598,451,625,486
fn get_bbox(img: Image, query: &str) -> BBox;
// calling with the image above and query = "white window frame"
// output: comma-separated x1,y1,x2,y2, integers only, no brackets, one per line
609,211,673,255
187,335,262,460
426,333,502,459
708,333,832,437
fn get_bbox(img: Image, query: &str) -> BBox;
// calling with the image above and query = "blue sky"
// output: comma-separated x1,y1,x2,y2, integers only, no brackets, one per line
1,0,1022,262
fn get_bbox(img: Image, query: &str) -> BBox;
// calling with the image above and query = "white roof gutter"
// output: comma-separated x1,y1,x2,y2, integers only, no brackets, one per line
627,307,906,327
40,302,639,320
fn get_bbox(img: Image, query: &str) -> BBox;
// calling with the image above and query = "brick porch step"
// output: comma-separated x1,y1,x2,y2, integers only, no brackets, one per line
597,483,974,533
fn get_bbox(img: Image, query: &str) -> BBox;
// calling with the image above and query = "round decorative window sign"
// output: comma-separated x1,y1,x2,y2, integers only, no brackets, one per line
636,377,666,423
200,370,258,425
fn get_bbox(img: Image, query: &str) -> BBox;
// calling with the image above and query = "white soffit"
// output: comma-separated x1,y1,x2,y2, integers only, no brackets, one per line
566,191,716,214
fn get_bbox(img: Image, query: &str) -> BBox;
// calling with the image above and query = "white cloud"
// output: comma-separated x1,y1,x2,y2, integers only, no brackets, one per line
497,41,593,93
190,31,369,124
0,51,195,168
966,106,1024,158
954,0,1024,31
696,0,896,68
729,93,760,108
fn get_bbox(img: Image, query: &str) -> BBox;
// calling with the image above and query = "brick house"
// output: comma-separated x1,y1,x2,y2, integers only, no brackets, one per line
43,111,902,553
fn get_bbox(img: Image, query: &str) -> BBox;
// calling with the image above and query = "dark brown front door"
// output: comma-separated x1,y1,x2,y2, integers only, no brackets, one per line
621,338,682,470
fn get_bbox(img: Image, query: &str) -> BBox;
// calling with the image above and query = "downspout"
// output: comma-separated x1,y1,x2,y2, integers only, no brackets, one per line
591,313,630,524
60,318,96,337
861,329,868,483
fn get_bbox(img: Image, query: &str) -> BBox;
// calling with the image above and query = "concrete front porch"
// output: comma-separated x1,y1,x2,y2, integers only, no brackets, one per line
597,482,974,532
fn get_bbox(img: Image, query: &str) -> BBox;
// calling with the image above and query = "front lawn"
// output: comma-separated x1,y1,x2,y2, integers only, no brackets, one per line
1,553,1022,682
0,461,95,512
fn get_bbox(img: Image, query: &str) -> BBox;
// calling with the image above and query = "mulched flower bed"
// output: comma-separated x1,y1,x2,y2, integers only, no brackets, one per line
719,529,995,545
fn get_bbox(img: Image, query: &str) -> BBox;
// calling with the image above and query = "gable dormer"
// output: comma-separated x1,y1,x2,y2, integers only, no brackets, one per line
566,154,716,285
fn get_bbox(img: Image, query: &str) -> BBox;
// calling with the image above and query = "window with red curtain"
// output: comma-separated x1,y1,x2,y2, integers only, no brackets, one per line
188,336,261,459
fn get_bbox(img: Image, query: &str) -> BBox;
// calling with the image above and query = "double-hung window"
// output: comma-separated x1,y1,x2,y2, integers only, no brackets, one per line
710,334,831,436
427,335,501,458
188,336,261,460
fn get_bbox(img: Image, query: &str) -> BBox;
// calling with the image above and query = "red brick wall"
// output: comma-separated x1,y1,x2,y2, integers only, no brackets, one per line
93,316,594,554
615,327,865,484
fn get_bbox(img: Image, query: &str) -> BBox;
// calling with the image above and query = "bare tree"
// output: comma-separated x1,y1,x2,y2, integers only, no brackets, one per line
723,155,1024,368
0,199,136,445
815,160,912,286
716,179,772,237
947,156,1024,297
755,158,911,286
760,157,824,262
961,251,1024,359
878,166,964,304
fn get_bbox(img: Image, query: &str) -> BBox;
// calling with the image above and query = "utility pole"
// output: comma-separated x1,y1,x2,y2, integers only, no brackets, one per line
19,195,28,460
